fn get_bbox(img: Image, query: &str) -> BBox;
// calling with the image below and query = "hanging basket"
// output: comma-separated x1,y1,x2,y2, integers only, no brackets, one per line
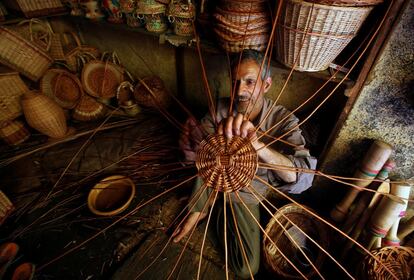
41,69,84,109
144,13,168,33
357,246,414,280
0,72,28,123
263,204,329,279
134,76,171,108
0,119,30,145
275,0,374,72
0,27,52,81
219,0,267,13
167,0,195,19
81,54,125,101
72,95,107,122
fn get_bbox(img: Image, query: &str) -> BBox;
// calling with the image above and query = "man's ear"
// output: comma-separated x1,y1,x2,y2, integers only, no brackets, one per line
263,77,272,93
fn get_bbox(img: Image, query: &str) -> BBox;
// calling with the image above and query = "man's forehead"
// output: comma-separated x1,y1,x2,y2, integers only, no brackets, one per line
232,60,260,76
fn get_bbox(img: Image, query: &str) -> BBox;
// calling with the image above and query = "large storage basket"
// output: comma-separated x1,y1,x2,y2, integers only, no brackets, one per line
275,0,373,72
0,27,53,81
3,0,66,18
0,72,29,123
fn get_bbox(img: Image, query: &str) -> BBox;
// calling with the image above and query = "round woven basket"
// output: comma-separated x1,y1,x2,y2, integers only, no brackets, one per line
172,18,194,36
357,246,414,280
219,0,267,13
144,13,168,33
41,69,83,109
275,0,374,72
72,95,107,122
195,134,258,193
0,120,30,145
134,76,171,108
263,203,329,279
81,60,124,100
88,175,136,216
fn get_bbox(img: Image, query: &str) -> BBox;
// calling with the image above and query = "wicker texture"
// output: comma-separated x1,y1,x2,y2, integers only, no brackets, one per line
41,69,83,109
0,27,53,81
213,2,270,53
144,13,168,33
82,60,124,100
72,95,106,121
196,134,258,193
21,91,68,139
0,72,28,123
275,0,373,72
3,0,66,18
358,246,414,280
0,120,30,145
167,0,195,36
303,0,383,7
263,204,329,279
0,190,14,225
63,32,100,73
134,76,171,108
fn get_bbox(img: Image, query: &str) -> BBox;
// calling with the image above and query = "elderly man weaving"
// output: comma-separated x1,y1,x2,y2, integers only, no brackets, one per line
172,50,317,278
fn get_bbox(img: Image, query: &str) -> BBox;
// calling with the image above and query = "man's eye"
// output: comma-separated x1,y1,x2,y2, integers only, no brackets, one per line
246,79,255,86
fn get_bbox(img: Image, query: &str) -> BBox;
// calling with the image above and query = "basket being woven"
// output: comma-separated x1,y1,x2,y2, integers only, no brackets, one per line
263,203,329,279
0,72,28,123
275,0,373,72
0,27,52,81
41,69,84,109
358,246,414,280
196,134,258,193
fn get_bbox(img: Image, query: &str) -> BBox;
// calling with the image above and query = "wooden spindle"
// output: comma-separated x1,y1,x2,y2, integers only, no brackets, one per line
330,140,393,223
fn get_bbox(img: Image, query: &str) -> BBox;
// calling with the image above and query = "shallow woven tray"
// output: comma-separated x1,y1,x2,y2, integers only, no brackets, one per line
82,60,124,99
72,95,106,122
41,69,83,109
275,0,373,71
263,204,329,279
196,134,258,193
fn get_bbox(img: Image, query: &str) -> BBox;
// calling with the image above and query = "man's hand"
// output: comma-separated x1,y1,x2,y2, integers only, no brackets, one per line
172,212,207,243
217,113,258,144
179,118,204,162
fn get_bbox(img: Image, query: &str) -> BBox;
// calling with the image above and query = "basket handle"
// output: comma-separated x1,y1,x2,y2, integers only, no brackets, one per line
17,19,53,51
62,31,82,48
116,81,134,101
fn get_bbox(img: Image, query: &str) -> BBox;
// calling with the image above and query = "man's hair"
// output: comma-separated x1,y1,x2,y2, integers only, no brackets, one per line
231,49,272,80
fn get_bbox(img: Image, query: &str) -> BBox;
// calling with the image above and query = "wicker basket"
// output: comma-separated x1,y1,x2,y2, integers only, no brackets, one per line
220,0,267,13
263,204,329,279
167,0,195,19
275,0,374,72
0,119,30,145
63,32,101,73
0,27,53,81
303,0,383,6
3,0,67,18
0,190,14,225
21,91,68,139
144,13,168,33
134,76,171,108
41,69,83,109
72,95,106,121
358,246,414,280
116,81,140,116
0,72,28,123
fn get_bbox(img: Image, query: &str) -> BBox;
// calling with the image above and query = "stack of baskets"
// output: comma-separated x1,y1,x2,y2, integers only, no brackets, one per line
213,0,271,53
274,0,382,72
167,0,196,37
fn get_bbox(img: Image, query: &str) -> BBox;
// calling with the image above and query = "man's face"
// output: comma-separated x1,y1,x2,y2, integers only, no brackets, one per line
232,59,271,121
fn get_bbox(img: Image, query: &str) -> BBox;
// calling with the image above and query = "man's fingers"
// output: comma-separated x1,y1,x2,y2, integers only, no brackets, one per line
233,113,244,136
224,116,234,139
240,120,255,138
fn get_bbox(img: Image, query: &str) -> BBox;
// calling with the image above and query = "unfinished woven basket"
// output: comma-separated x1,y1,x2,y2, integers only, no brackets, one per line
0,27,52,81
134,76,171,108
0,72,28,123
41,69,84,109
72,95,107,122
0,119,30,145
357,246,414,280
275,0,374,72
263,203,329,279
196,134,258,193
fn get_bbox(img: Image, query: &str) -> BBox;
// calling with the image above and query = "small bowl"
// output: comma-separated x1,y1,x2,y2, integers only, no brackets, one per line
88,175,135,216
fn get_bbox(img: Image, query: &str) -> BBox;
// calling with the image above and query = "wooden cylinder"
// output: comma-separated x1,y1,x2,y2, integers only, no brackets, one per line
383,183,411,246
21,91,68,139
342,159,395,234
398,216,414,242
330,140,393,223
362,195,405,250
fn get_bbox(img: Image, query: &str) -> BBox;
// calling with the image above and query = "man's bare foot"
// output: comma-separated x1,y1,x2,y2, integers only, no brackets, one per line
172,212,207,243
